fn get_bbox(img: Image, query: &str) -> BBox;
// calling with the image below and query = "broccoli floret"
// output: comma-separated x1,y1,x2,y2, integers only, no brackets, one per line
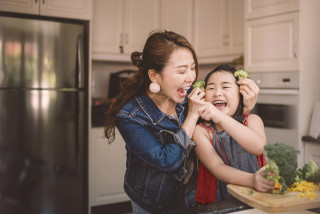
192,80,205,90
304,160,320,183
234,69,249,80
264,143,298,186
264,159,279,181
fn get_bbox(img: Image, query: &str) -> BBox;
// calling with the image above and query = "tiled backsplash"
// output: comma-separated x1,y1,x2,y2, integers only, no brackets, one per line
92,61,135,99
91,61,232,99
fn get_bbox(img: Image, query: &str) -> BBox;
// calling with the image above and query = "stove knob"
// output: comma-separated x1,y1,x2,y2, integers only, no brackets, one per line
256,78,262,85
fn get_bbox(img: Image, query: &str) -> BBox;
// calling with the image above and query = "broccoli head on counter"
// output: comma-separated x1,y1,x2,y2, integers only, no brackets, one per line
264,143,298,186
297,159,320,184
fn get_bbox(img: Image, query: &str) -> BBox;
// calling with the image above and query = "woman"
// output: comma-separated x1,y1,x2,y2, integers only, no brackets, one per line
104,31,259,213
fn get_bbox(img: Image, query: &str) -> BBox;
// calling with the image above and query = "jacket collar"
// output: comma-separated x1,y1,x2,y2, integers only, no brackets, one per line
135,93,185,125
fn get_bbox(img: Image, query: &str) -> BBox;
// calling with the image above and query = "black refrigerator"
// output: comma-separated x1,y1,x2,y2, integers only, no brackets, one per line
0,15,88,214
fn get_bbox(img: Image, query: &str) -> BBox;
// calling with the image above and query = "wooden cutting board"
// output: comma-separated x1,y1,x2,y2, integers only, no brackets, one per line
227,184,320,213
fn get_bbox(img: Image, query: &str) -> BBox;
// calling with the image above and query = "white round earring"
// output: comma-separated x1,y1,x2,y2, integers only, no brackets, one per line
149,82,161,93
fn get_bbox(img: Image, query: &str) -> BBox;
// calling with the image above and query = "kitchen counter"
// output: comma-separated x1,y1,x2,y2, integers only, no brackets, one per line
190,198,320,214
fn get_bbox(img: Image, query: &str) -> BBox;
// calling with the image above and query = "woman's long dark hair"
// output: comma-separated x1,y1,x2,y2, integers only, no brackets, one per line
104,30,199,143
204,64,244,123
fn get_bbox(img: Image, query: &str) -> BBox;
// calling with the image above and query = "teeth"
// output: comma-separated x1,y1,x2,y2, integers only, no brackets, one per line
184,87,189,90
214,101,226,104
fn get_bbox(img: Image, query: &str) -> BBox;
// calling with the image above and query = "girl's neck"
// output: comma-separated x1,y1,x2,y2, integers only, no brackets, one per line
147,91,176,115
214,123,224,132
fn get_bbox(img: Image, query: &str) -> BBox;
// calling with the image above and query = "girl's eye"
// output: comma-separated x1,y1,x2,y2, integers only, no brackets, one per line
207,87,214,90
223,87,230,89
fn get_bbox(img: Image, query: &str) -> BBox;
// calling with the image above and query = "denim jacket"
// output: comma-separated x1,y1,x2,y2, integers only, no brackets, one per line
115,93,196,212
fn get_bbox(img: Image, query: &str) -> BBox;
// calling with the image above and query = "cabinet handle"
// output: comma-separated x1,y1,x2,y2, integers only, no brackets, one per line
125,34,128,45
119,45,124,54
42,0,45,4
35,0,37,3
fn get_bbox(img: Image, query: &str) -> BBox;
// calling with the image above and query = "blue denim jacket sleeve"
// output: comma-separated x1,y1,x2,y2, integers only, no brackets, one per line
116,114,195,174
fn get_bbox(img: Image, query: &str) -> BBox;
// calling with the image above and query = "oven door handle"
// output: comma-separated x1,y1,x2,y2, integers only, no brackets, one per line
259,89,299,95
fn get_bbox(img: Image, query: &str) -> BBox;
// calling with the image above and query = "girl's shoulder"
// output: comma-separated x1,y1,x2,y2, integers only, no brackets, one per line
245,113,264,126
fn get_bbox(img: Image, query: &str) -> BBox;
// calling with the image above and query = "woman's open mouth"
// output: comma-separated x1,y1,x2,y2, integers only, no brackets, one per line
177,87,190,98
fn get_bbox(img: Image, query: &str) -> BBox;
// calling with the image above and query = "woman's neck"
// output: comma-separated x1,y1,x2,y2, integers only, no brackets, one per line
147,91,176,115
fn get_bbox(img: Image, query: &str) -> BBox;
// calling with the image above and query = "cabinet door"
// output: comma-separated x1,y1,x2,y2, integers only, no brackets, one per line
92,0,124,57
194,0,228,60
40,0,92,20
245,12,300,72
89,128,129,206
227,0,244,56
0,0,38,14
245,0,300,20
160,0,193,43
123,0,160,54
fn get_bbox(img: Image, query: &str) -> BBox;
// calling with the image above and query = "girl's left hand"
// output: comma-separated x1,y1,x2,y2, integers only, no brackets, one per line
197,101,224,124
238,78,259,114
253,167,275,192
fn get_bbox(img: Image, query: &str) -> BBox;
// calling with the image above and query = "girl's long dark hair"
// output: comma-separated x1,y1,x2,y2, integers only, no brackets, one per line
104,30,199,143
204,64,244,123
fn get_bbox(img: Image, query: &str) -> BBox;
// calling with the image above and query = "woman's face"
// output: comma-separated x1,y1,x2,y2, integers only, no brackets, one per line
157,48,196,103
205,71,240,117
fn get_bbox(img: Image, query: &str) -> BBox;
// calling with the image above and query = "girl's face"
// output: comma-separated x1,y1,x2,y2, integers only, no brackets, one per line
205,71,240,117
157,48,196,103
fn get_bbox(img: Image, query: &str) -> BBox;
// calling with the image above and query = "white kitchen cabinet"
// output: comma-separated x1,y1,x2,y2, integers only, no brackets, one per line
245,12,300,72
0,0,92,20
194,0,244,64
244,0,320,166
160,0,193,43
304,142,320,166
89,127,129,207
245,0,300,20
92,0,160,61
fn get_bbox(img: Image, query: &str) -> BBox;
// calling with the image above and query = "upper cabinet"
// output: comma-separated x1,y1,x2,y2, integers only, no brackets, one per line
193,0,244,64
160,0,193,43
245,0,300,20
92,0,160,61
92,0,245,63
245,12,300,72
0,0,92,20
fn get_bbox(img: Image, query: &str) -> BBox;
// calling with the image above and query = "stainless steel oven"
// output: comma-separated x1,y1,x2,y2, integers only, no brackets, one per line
250,72,300,151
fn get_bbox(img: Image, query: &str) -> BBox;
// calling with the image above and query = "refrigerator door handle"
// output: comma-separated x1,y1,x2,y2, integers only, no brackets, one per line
76,35,84,89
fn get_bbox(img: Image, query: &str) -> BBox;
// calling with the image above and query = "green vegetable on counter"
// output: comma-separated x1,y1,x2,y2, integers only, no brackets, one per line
297,159,320,184
234,69,249,80
192,80,205,90
264,143,298,187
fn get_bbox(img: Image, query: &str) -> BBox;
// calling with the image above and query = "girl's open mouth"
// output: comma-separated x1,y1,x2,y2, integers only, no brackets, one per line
214,101,227,109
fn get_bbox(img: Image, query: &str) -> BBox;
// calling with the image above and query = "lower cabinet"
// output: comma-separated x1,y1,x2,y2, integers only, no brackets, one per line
89,127,129,207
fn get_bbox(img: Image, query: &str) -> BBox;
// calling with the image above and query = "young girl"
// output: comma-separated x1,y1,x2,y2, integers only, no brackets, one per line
192,64,274,204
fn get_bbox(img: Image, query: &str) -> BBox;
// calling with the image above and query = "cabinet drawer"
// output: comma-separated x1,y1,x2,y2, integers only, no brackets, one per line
245,0,300,20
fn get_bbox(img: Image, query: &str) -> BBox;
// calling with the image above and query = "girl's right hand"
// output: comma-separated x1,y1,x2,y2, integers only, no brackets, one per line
187,87,206,119
253,167,275,192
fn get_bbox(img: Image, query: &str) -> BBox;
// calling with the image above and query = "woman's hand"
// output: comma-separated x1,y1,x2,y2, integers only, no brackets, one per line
238,78,259,114
253,167,275,192
187,87,206,119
